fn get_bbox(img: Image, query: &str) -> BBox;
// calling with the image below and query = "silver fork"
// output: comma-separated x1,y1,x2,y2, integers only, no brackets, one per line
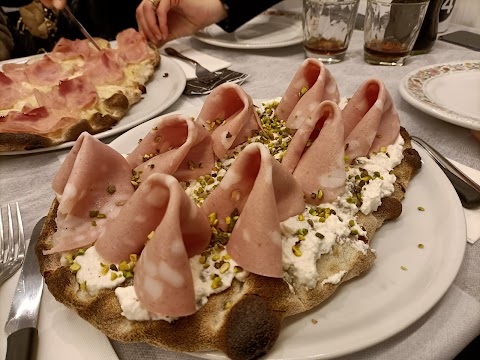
0,203,25,286
165,47,221,84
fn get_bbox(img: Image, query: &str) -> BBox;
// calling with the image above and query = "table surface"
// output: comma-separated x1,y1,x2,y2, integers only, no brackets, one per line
1,22,479,360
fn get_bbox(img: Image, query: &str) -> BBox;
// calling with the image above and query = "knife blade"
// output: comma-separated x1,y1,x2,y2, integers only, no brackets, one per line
62,6,101,51
411,136,480,209
4,217,46,360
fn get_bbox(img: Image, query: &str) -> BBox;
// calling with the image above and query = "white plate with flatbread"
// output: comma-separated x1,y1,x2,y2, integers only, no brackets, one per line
109,107,466,359
0,56,186,156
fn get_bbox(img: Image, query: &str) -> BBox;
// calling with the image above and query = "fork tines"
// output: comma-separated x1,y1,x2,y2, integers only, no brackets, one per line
0,203,25,285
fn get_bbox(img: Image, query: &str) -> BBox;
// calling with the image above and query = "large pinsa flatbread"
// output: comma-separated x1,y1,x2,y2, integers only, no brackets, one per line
37,59,421,360
0,28,159,152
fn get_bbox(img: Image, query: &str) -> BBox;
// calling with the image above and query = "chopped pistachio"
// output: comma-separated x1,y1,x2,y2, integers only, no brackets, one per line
225,301,232,310
311,319,318,324
123,271,133,279
211,276,223,289
418,206,425,211
315,232,324,239
219,262,230,274
110,264,118,271
418,244,424,249
80,281,87,291
97,213,106,219
101,264,110,275
292,245,302,257
147,231,155,240
401,266,408,271
89,210,99,218
234,266,243,273
70,262,81,273
65,254,74,265
107,185,116,194
91,220,97,227
110,272,119,281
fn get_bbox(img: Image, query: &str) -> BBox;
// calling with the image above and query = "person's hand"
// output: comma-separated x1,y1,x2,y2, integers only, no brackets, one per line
39,0,66,10
136,0,227,47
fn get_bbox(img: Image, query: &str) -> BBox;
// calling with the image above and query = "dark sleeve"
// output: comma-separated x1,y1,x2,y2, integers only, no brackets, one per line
2,1,32,6
216,0,283,33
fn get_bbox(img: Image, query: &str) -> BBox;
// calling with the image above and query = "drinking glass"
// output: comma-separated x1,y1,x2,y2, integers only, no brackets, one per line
303,0,360,63
363,0,429,66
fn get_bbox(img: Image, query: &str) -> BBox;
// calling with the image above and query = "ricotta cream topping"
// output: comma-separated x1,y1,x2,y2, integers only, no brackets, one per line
68,97,405,320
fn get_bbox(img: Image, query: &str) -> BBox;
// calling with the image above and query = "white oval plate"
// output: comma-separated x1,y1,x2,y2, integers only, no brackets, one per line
193,11,303,50
0,56,186,156
110,106,466,360
399,60,480,130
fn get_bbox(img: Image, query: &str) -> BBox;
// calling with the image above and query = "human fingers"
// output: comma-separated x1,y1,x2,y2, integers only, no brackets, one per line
136,1,161,45
40,0,66,10
156,0,175,41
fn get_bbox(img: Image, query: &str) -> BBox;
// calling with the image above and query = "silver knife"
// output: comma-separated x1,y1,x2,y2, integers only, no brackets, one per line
63,5,102,51
5,217,46,360
411,136,480,209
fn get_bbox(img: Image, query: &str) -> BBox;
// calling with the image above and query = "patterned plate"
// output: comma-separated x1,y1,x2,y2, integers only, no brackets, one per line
399,61,480,130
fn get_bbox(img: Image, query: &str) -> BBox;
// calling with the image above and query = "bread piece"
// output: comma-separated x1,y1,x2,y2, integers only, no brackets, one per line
36,126,421,360
0,41,160,152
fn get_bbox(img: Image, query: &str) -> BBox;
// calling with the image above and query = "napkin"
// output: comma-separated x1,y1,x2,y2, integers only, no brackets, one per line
161,43,231,80
448,158,480,244
0,270,119,360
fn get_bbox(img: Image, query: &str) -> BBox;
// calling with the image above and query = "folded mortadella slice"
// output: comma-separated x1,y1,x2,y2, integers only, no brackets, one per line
96,173,211,264
126,114,215,183
195,83,262,159
282,101,345,204
96,174,211,317
276,58,340,129
201,143,305,278
44,132,134,255
342,79,400,161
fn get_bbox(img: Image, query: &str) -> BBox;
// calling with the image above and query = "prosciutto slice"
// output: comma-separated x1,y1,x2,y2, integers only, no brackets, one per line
0,72,31,109
196,83,262,159
83,49,125,85
282,101,345,204
96,173,211,317
0,105,77,134
50,38,96,60
201,143,305,278
116,28,152,64
34,76,98,111
24,55,73,86
276,58,340,129
343,79,400,161
1,63,29,83
44,133,134,255
126,114,215,183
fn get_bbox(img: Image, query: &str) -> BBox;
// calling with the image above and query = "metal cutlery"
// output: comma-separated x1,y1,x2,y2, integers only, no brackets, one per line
165,47,221,84
0,203,25,286
411,136,480,209
5,217,45,360
63,5,101,50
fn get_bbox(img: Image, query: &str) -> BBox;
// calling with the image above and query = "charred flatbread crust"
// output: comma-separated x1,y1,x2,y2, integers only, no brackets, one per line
37,127,421,360
0,41,160,152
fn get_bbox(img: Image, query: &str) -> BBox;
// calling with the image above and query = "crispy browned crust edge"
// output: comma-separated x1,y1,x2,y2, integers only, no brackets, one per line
0,44,160,153
36,127,421,360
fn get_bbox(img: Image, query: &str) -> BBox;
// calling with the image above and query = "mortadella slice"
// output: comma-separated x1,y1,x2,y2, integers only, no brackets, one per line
201,143,305,278
195,83,262,159
276,58,340,129
126,114,215,183
96,173,211,317
342,79,400,161
44,132,134,255
282,101,345,204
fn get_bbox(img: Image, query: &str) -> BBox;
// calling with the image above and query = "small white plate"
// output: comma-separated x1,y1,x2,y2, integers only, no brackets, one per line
0,56,186,156
110,106,466,360
193,11,303,50
399,60,480,130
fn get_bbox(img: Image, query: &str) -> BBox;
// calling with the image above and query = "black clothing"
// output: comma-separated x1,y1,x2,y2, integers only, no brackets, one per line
217,0,282,33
